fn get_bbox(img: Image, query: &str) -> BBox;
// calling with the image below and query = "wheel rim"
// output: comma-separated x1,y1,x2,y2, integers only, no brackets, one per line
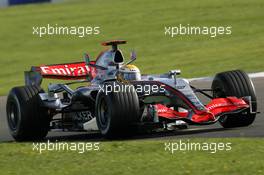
98,97,110,130
7,101,19,130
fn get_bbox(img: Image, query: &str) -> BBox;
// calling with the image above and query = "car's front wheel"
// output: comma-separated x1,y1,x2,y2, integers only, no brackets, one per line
95,82,140,137
212,70,257,128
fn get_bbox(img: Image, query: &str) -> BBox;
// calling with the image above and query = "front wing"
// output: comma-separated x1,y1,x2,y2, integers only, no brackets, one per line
156,97,250,124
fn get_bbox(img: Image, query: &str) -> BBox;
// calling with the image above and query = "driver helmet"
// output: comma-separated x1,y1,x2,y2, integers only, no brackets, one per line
119,64,141,80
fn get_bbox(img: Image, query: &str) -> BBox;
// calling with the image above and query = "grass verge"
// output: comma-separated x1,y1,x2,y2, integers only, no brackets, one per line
0,138,263,175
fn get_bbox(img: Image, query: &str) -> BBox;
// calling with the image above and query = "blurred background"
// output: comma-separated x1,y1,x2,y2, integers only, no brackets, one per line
0,0,263,95
0,0,62,7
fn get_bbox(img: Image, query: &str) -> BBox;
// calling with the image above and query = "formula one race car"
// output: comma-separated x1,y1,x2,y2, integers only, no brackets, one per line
6,40,258,141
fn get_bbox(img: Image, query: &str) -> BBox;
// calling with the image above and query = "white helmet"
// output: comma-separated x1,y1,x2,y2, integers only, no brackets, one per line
119,64,141,80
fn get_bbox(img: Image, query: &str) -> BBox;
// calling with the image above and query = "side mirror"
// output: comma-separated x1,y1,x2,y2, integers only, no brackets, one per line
169,69,181,76
84,53,90,65
121,50,137,68
130,50,137,61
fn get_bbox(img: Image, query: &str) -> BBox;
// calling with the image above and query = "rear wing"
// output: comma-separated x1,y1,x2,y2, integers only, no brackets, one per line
25,61,96,86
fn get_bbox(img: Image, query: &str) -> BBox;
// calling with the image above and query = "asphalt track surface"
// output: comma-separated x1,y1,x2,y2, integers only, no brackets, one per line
0,78,263,142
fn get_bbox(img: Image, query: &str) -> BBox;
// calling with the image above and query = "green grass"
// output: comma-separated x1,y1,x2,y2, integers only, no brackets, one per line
0,2,263,174
0,138,263,175
0,0,263,95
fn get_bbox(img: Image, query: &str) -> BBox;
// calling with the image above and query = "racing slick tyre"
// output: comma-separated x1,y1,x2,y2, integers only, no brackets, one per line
95,81,140,137
212,70,257,128
6,85,50,141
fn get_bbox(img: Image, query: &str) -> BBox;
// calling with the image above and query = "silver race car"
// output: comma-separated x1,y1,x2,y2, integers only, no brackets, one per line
6,40,258,141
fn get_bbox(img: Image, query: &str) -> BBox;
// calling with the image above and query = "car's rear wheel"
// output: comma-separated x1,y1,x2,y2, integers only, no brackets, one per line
6,86,50,141
211,70,257,128
95,82,140,137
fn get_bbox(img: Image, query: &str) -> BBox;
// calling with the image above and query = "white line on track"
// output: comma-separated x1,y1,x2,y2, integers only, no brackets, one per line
188,72,264,82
